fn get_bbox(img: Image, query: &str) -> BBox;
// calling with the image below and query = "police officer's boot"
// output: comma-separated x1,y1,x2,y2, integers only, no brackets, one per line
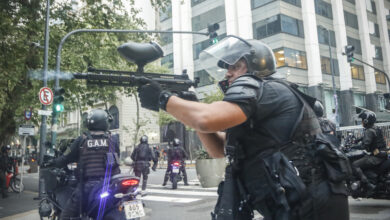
183,175,189,186
162,174,169,186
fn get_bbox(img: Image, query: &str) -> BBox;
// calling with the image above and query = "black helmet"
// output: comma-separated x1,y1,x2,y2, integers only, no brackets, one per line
140,135,148,144
358,111,376,128
173,138,181,147
87,109,109,131
313,101,324,118
216,39,276,78
199,36,276,81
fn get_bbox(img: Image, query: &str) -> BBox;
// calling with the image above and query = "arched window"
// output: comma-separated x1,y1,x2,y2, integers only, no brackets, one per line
109,105,119,130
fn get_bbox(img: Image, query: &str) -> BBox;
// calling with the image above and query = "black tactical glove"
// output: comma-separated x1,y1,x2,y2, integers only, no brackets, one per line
138,79,163,112
178,91,198,102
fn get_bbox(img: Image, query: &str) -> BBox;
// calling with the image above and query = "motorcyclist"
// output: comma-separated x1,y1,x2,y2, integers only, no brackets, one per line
48,109,120,219
0,145,11,198
137,37,349,219
313,101,337,136
352,111,387,192
131,135,157,191
162,138,189,186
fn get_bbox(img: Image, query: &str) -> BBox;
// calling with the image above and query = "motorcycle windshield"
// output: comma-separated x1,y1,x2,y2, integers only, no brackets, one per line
199,36,251,81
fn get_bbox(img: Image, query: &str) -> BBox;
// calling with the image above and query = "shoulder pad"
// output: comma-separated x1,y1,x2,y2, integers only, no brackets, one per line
229,76,260,89
224,76,261,102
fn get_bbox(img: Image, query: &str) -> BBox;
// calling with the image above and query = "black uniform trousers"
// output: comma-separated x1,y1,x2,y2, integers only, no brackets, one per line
352,155,385,182
134,161,150,190
0,170,7,197
60,180,100,220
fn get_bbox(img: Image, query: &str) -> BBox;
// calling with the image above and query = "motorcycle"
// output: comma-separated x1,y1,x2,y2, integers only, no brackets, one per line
342,145,390,199
169,160,183,190
6,157,24,193
39,155,145,220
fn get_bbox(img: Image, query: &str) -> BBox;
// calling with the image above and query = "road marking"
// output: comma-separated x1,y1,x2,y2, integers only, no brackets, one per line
148,184,217,191
142,195,200,203
146,189,217,197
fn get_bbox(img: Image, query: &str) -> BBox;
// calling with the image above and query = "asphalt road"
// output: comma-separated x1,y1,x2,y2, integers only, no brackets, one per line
1,167,390,220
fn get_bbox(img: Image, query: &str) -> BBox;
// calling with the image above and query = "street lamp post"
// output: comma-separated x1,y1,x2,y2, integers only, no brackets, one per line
319,26,339,127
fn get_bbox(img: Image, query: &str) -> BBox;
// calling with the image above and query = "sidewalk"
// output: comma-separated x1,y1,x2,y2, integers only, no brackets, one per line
0,191,40,220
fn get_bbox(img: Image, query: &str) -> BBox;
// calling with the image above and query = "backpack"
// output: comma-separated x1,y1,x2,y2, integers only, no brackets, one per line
136,144,150,161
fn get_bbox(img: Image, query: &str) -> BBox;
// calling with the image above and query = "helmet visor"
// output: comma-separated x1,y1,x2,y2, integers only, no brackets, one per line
199,36,251,81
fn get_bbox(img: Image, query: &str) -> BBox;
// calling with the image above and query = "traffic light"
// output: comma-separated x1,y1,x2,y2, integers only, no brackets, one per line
345,45,355,63
207,23,220,45
53,88,65,113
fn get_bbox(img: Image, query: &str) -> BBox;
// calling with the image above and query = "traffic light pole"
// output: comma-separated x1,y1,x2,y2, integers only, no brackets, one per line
351,57,390,88
51,28,212,146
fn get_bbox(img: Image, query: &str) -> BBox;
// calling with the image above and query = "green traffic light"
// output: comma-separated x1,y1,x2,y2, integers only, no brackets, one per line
54,104,64,112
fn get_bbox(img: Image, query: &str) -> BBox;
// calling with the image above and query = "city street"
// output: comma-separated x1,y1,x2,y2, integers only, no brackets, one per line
1,167,390,220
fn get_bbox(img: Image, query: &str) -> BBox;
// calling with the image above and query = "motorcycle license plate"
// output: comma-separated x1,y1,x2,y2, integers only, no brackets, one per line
172,167,179,173
124,200,145,219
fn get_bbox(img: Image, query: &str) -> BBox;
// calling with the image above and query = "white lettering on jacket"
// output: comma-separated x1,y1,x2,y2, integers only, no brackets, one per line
87,139,108,148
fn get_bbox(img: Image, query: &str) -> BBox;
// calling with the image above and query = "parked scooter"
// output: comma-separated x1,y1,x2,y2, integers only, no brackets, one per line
6,157,24,193
169,160,183,190
39,153,145,220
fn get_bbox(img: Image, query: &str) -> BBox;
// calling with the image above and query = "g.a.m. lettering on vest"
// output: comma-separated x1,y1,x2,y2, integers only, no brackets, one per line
87,139,108,148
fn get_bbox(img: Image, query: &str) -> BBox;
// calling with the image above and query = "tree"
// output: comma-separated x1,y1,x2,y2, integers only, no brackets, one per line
0,0,170,145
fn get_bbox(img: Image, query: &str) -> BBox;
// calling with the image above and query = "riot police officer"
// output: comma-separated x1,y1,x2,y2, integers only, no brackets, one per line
137,37,349,219
49,109,120,219
313,101,337,136
131,135,157,191
352,111,387,192
162,138,189,186
0,145,11,198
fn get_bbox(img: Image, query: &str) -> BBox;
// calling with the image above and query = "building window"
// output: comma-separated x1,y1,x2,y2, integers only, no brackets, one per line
193,34,226,60
375,71,386,84
321,57,339,76
317,27,336,47
109,105,119,130
324,90,336,116
373,46,383,60
282,0,301,7
191,0,207,7
344,11,359,29
192,6,225,32
369,21,380,38
378,96,386,111
347,37,362,54
253,14,304,39
273,48,307,69
194,69,215,87
354,93,366,108
366,0,376,14
160,29,173,46
161,53,174,68
251,0,276,9
159,5,172,22
315,0,333,19
351,64,365,80
345,0,355,4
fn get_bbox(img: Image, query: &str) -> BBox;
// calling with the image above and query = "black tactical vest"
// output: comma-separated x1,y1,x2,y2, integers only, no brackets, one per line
368,126,386,151
80,133,120,179
224,77,323,185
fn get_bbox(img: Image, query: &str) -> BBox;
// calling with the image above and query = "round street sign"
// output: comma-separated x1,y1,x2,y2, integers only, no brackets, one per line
39,87,53,105
24,107,32,120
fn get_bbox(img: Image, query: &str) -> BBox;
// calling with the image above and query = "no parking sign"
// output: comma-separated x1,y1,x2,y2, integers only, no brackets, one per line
39,87,53,105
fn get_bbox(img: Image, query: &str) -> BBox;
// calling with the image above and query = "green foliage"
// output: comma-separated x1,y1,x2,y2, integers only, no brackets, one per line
195,148,212,160
0,0,170,145
201,90,224,104
159,111,178,126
